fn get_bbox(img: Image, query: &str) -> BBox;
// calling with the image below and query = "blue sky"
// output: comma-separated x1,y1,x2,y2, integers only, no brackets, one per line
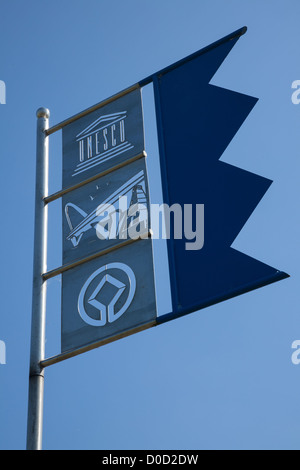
0,0,299,450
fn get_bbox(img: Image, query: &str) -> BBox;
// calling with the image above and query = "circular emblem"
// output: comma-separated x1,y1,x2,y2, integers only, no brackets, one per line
78,262,136,327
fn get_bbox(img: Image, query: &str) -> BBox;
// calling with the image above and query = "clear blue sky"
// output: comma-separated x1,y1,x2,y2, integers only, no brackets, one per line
0,0,299,450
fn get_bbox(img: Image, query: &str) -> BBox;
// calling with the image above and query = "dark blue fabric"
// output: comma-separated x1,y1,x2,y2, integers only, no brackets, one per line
153,34,288,317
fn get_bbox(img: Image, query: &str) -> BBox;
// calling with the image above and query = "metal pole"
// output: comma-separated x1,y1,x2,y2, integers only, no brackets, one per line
26,107,50,450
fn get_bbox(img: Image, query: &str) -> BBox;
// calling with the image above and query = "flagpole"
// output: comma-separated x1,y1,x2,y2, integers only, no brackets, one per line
26,107,50,450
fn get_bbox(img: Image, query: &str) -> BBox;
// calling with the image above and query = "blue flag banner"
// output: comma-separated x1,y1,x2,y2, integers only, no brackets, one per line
39,27,289,369
145,27,289,324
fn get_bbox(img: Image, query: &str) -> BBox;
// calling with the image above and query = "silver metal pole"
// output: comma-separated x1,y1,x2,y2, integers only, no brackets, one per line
26,107,50,451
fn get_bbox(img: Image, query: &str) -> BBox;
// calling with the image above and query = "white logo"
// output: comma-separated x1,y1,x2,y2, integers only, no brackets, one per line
73,111,134,177
65,170,148,247
78,262,136,327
